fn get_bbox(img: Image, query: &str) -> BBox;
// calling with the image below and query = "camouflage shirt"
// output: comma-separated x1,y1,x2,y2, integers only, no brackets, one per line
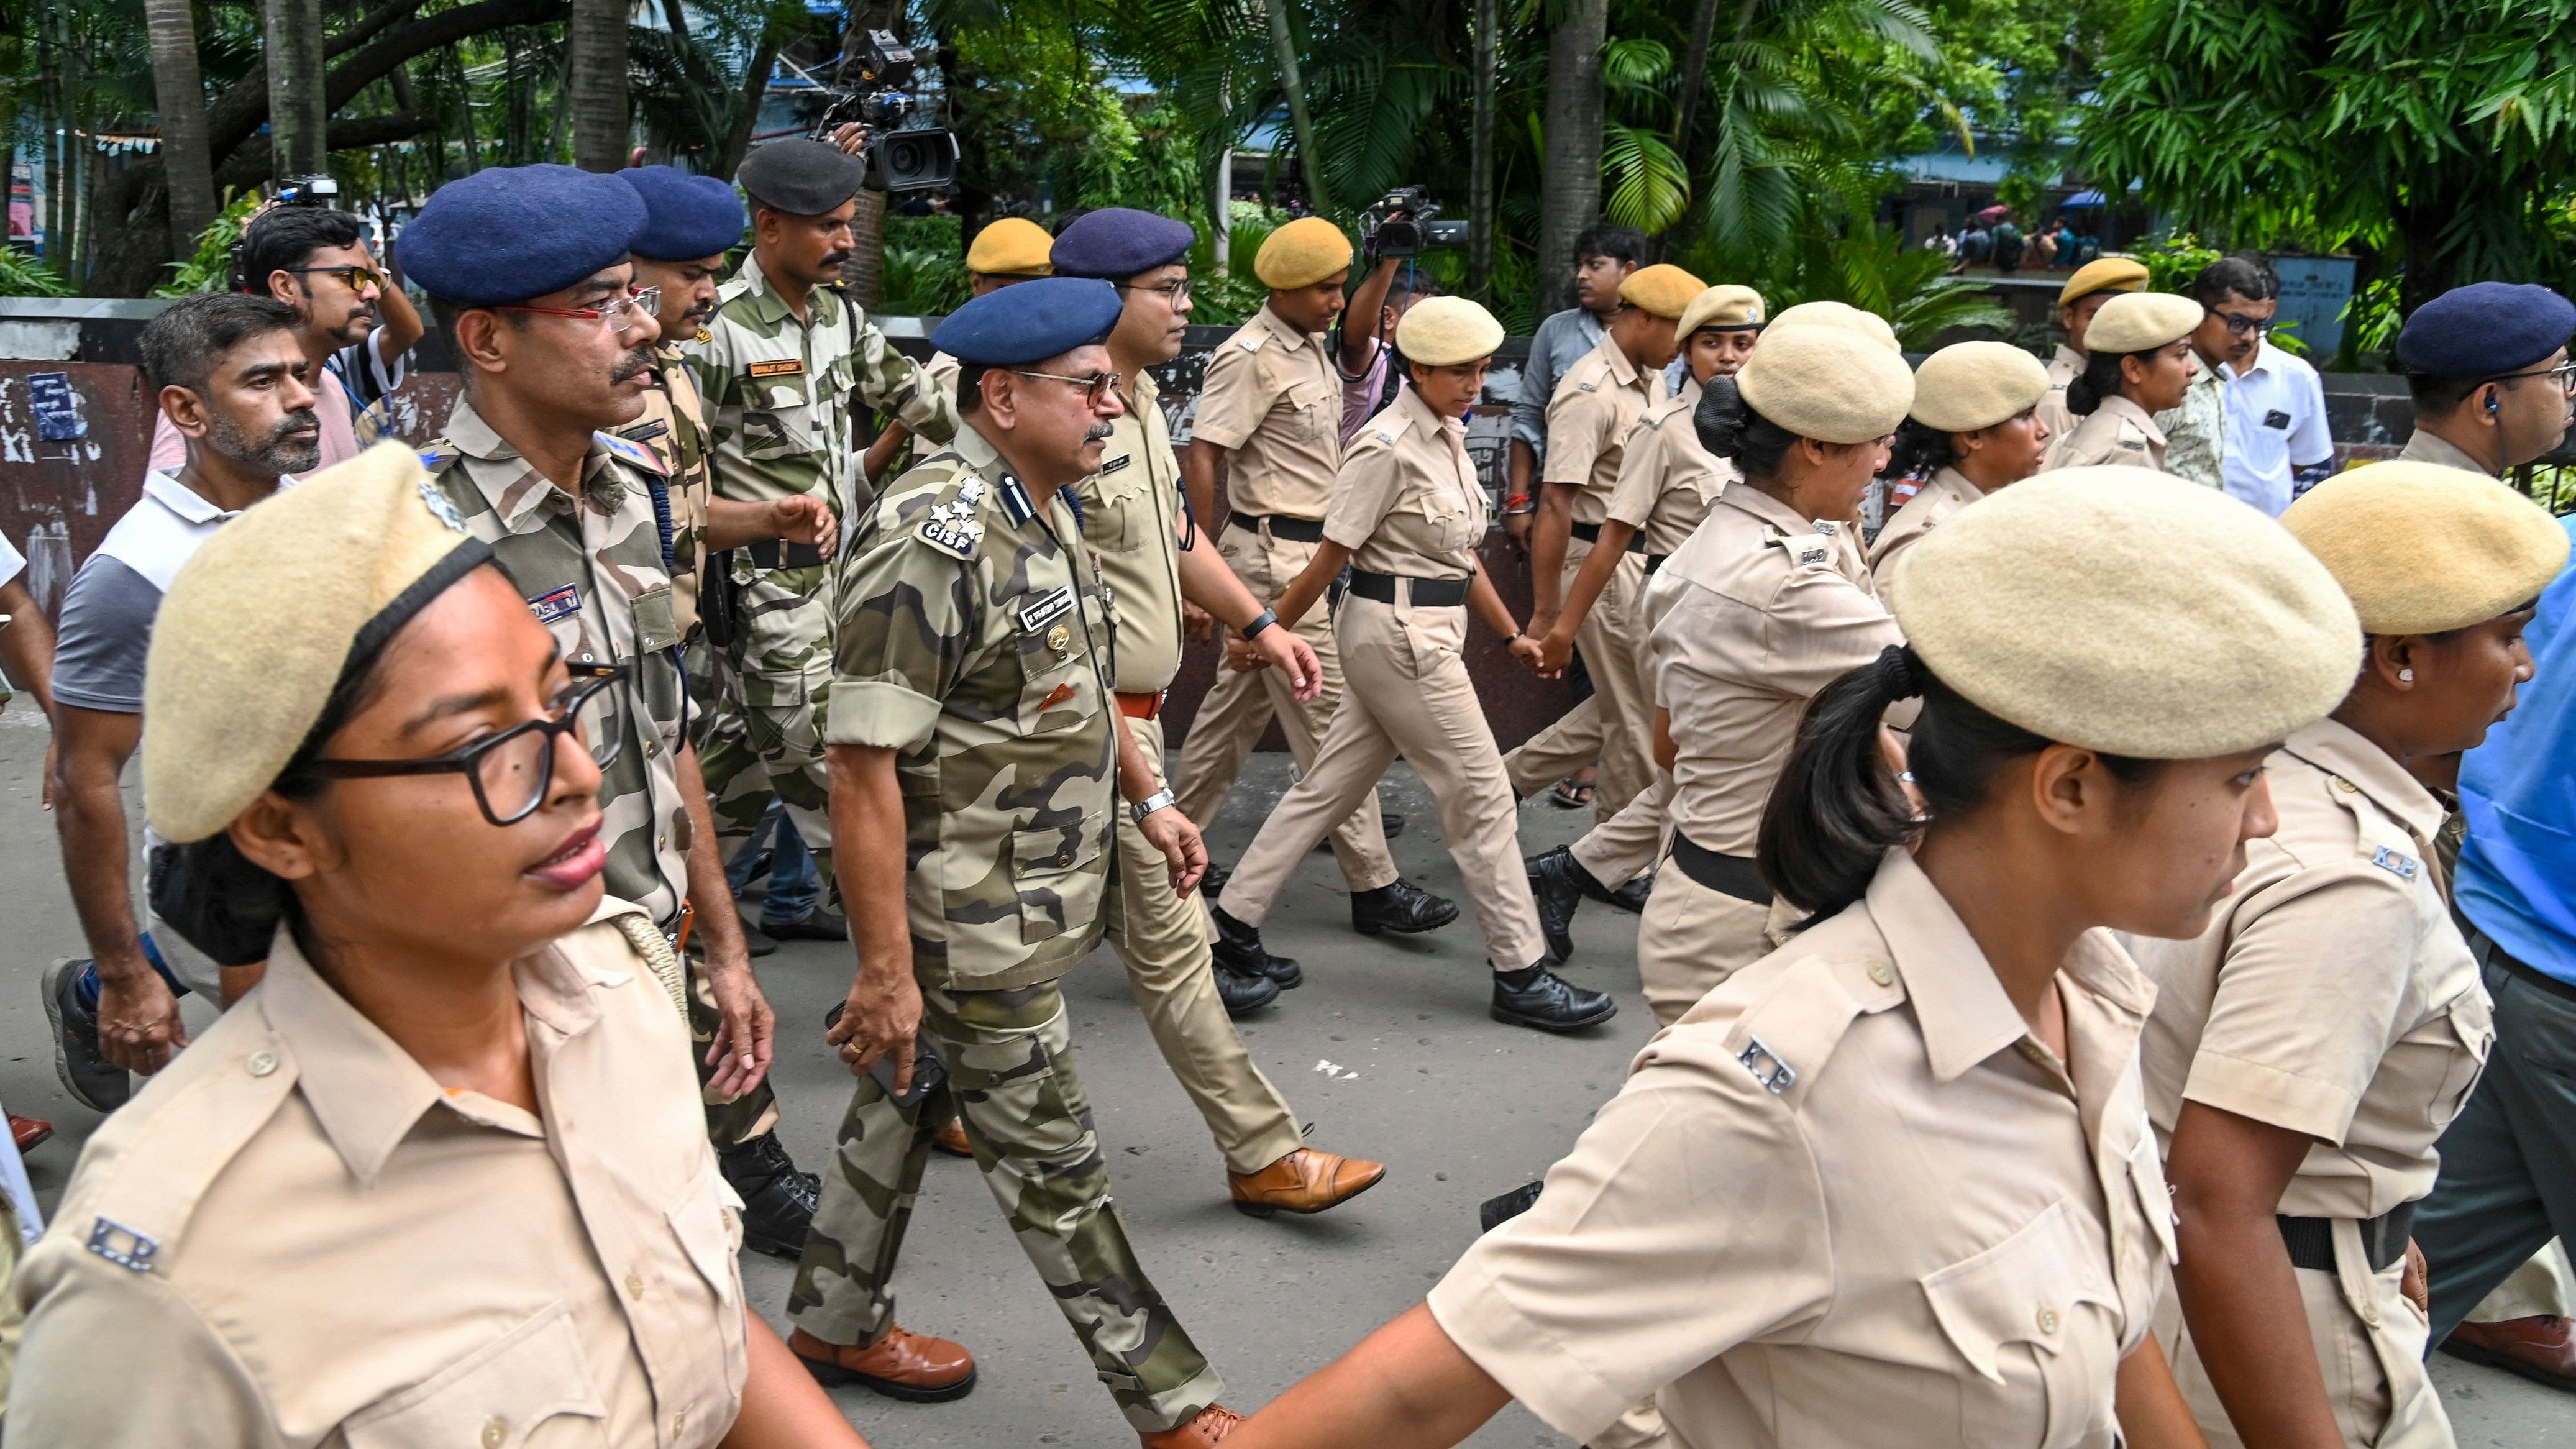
618,344,713,644
427,398,694,926
691,251,956,524
826,423,1117,990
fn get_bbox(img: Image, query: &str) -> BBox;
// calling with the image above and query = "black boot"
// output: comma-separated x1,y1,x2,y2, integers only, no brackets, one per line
1210,903,1302,989
1525,845,1609,961
1350,877,1459,935
718,1131,822,1259
1200,860,1231,898
1607,872,1653,913
1214,963,1281,1017
1489,961,1618,1033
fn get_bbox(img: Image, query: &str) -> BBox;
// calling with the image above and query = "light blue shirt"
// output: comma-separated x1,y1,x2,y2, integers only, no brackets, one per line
2458,514,2576,984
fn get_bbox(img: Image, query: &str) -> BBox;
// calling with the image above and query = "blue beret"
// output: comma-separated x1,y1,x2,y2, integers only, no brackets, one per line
1050,208,1195,280
2397,281,2576,376
931,278,1124,367
403,165,648,306
619,167,746,261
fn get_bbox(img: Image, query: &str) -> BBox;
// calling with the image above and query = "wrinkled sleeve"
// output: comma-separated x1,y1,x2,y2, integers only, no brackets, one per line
1189,341,1269,452
9,1241,270,1447
1603,414,1669,528
854,316,956,446
1322,439,1404,552
1540,380,1609,489
826,508,971,752
1762,565,1907,703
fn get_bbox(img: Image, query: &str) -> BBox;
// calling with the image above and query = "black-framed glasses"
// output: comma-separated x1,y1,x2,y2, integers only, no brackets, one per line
2211,309,2276,337
283,264,388,294
1010,368,1120,406
2484,361,2576,396
304,661,630,827
1117,277,1194,304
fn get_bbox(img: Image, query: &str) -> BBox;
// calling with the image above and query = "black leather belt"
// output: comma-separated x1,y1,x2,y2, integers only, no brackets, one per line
2491,938,2576,1004
1230,513,1327,543
1566,520,1648,552
2278,1202,2416,1274
1645,553,1669,575
1348,570,1468,607
1670,830,1771,905
745,539,826,569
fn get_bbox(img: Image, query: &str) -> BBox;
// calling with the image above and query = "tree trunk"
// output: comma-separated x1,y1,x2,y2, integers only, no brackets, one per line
714,32,779,180
1469,0,1497,290
145,0,219,258
2396,204,2454,321
1211,76,1233,274
1650,0,1726,260
569,0,628,171
1535,0,1608,312
264,0,331,180
1260,0,1330,214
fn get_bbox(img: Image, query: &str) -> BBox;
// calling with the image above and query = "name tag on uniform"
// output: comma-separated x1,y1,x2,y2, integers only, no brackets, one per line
747,359,805,378
1100,454,1131,475
1016,587,1076,635
2119,437,2146,451
529,583,582,623
618,418,669,442
2264,409,2292,430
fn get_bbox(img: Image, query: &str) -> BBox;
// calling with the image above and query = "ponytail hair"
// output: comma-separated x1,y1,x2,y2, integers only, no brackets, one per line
2064,349,2134,417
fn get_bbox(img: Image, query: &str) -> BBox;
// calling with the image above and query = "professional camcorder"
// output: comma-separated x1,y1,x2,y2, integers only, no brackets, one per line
808,30,959,195
1359,186,1469,259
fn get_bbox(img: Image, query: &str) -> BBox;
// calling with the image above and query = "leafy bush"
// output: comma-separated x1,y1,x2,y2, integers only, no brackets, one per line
879,215,971,316
0,247,74,298
1720,219,2014,349
155,191,263,298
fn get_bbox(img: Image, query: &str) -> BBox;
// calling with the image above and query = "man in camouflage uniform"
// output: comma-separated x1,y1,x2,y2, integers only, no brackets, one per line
784,279,1243,1446
689,139,955,892
398,165,815,1255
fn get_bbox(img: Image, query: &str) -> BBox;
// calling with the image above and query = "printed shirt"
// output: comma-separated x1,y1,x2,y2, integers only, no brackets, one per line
1866,466,1987,615
1192,303,1344,521
2049,395,2170,473
1325,388,1489,580
1541,332,1659,524
2153,365,2226,490
428,400,693,927
1511,306,1609,455
826,423,1117,990
2219,338,2333,516
2459,513,2576,984
1076,368,1187,694
1605,375,1735,559
1430,849,2172,1449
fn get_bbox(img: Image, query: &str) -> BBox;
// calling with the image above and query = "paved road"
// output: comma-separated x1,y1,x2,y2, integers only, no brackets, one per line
0,709,2566,1446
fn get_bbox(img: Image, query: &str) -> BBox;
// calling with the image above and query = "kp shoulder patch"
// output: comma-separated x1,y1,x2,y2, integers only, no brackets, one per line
1769,533,1832,568
1578,380,1599,393
1236,335,1262,353
595,430,670,477
2372,846,2421,882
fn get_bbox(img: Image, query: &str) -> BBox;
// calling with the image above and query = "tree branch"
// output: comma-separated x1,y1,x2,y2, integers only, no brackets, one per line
214,111,441,193
327,0,427,61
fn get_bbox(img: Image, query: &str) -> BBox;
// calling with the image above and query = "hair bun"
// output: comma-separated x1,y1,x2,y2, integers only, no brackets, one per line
1694,375,1753,458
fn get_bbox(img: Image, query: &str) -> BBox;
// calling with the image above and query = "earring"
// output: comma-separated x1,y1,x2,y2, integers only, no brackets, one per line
2398,668,2415,683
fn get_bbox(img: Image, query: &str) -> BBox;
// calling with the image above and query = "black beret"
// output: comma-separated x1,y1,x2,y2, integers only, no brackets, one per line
403,165,647,306
619,166,746,260
931,278,1124,367
1050,208,1195,280
2397,281,2576,377
736,140,865,217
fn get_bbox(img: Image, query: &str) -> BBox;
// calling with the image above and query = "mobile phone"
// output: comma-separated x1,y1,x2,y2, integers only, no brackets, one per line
823,1003,948,1108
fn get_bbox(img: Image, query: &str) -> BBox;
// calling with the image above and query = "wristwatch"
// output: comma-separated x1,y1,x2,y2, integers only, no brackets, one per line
1240,608,1279,639
1130,789,1177,823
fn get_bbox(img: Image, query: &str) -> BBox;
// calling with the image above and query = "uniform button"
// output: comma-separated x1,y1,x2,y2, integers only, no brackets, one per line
482,1418,506,1449
658,834,669,849
1866,961,1895,987
645,739,659,756
245,1050,278,1077
2362,1298,2381,1327
626,1271,647,1300
581,652,596,663
2334,777,2359,793
2036,1305,2060,1335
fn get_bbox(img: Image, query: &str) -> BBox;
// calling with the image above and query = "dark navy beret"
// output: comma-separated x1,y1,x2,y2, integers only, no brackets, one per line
402,165,648,306
931,278,1124,367
1050,208,1195,280
736,140,865,216
619,167,746,260
2397,281,2576,376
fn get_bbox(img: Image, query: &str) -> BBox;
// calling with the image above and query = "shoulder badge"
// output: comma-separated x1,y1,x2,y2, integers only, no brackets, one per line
1768,533,1832,568
998,472,1037,526
2372,845,2421,882
1577,380,1599,393
416,478,467,533
1236,335,1262,354
86,1216,160,1274
1812,519,1839,537
916,514,982,560
594,430,670,477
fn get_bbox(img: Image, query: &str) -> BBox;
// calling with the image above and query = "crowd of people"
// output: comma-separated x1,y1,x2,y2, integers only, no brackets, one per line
0,135,2570,1449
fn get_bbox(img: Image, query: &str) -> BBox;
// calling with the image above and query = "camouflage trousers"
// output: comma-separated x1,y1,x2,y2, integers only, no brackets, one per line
786,978,1224,1434
687,941,780,1148
688,560,836,894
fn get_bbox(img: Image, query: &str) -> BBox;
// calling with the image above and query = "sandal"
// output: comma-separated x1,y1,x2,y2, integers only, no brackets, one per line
1550,778,1596,810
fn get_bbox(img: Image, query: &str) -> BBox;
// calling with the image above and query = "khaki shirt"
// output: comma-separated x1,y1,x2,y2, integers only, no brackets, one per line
9,902,748,1447
1194,304,1342,521
1541,332,1658,523
1605,376,1737,559
2050,394,2169,473
2129,718,2495,1220
626,346,715,644
2396,427,2493,475
1867,465,1986,613
1430,849,2174,1449
1645,483,1902,854
2034,343,2083,459
1325,388,1487,580
1077,368,1185,693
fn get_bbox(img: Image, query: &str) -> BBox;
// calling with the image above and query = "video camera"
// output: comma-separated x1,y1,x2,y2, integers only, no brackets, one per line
809,30,959,195
1359,186,1468,260
227,175,348,292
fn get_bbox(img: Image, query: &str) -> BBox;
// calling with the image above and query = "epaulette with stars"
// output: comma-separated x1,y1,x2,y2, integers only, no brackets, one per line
915,475,989,560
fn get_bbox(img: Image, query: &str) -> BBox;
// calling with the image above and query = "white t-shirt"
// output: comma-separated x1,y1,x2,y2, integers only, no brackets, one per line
2220,339,2333,517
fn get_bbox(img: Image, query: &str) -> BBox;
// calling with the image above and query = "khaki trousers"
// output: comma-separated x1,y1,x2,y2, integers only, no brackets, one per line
1635,855,1787,1025
1104,727,1304,1176
1571,771,1673,890
1504,540,1656,821
1217,593,1548,972
1171,523,1399,891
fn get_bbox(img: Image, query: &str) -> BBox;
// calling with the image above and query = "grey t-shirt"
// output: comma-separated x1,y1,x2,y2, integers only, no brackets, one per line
52,471,272,713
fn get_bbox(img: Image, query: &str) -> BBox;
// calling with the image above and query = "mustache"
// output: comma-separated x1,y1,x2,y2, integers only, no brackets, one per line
819,250,852,271
1083,421,1115,445
272,408,320,443
610,347,656,385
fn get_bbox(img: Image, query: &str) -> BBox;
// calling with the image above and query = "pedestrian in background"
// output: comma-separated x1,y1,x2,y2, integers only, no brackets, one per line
1503,222,1644,552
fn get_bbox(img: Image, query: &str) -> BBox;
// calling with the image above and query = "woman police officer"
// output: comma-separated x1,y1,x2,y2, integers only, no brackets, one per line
2050,291,2205,473
1217,467,2362,1449
2134,462,2565,1449
8,447,867,1448
1871,340,2055,610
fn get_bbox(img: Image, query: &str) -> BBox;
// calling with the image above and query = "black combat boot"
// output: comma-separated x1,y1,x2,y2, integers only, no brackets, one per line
1210,903,1302,989
1214,963,1281,1017
1489,960,1618,1033
1350,878,1459,935
718,1131,822,1258
1524,845,1614,961
1607,873,1653,913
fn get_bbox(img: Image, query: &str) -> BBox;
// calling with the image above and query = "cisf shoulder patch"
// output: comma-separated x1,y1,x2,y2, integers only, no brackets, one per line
916,515,982,560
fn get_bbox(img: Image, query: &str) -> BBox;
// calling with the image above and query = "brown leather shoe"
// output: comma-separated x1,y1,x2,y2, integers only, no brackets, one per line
10,1113,52,1154
2441,1315,2576,1391
1228,1148,1387,1217
932,1113,973,1158
1139,1404,1246,1446
788,1324,977,1402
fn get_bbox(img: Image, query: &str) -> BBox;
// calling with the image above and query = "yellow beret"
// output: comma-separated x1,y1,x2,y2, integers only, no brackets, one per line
2058,257,2150,307
1892,469,2360,757
1617,263,1706,319
1767,299,1902,353
1678,284,1765,336
2084,291,2203,355
144,442,491,843
1911,341,2053,434
1254,217,1354,290
1735,323,1915,445
965,217,1054,277
1397,296,1505,367
2281,461,2570,634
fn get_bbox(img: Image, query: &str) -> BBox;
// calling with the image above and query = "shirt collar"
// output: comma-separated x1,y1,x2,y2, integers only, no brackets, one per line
1397,383,1461,440
1930,465,1985,505
445,399,629,528
728,252,833,331
142,469,260,524
2281,715,2449,844
1591,329,1644,390
1715,477,1827,536
2052,344,2085,372
2402,427,2495,477
2096,393,2169,443
2224,337,2283,382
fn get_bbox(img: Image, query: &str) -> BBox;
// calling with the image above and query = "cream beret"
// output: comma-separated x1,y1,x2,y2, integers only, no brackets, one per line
2058,257,2149,306
1618,263,1706,319
965,217,1054,277
2281,461,2570,634
144,442,492,843
1911,341,2053,434
1397,295,1505,367
1679,284,1765,336
1767,299,1901,353
1891,469,2360,758
1254,217,1354,290
2084,291,2203,355
1734,323,1915,444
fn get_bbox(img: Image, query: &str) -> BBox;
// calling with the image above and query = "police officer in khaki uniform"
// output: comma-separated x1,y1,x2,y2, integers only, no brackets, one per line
2040,258,2152,452
10,449,863,1447
2134,464,2565,1449
2050,291,2204,473
1209,299,1614,1033
862,217,1057,485
1216,470,2365,1449
1870,341,2055,610
1506,263,1704,822
1627,323,1913,1023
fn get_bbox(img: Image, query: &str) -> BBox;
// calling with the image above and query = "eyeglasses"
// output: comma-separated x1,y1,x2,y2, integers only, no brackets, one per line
491,288,662,334
2211,310,2276,336
303,661,630,827
1010,369,1120,406
1117,277,1194,304
2484,361,2576,396
284,264,388,294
